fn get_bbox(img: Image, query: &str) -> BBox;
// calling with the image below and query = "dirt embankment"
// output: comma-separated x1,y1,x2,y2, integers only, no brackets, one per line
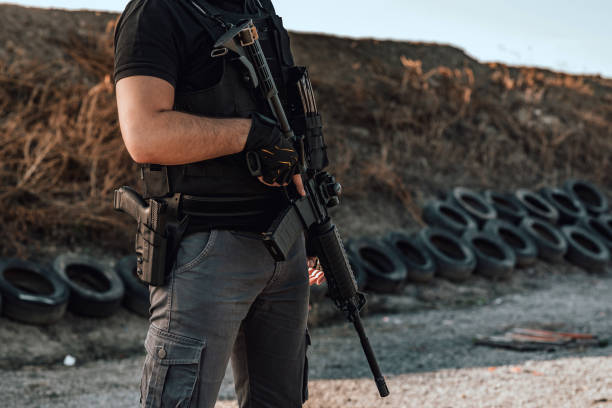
0,4,610,258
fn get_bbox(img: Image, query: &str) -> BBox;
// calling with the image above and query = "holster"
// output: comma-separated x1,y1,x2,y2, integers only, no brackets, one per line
135,210,168,286
114,187,175,287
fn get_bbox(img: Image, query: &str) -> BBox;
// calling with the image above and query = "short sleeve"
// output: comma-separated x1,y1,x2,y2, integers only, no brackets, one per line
114,0,183,87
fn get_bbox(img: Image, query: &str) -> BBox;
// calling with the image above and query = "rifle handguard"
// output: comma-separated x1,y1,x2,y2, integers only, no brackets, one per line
309,221,358,301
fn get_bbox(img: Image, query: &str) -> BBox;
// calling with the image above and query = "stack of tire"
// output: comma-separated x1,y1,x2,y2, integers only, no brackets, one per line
345,179,611,294
0,253,150,325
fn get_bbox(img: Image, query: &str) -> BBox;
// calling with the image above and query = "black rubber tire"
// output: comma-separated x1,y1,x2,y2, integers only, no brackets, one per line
577,216,612,251
385,231,436,283
483,190,527,224
116,255,150,317
422,200,478,236
600,214,612,231
54,254,125,318
561,225,610,272
417,227,476,282
448,187,497,226
539,187,587,225
515,189,560,224
345,238,407,294
461,230,516,279
483,219,538,267
0,259,69,325
564,179,609,216
520,218,568,263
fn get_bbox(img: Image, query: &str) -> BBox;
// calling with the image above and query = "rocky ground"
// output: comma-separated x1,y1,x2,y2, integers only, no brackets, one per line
1,261,611,407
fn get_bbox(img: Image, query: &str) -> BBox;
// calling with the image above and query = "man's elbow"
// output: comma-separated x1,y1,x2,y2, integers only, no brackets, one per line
127,149,153,165
121,126,155,164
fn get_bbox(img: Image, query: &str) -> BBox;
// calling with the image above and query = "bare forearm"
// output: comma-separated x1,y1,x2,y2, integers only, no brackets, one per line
115,76,252,165
124,109,251,165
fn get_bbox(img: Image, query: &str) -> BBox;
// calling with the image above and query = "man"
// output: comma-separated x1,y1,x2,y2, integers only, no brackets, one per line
114,0,324,406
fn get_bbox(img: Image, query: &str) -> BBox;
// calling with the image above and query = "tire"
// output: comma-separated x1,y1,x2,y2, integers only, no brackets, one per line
54,254,125,318
417,227,476,282
422,200,477,236
0,259,69,325
385,231,436,283
461,230,516,279
515,189,560,224
520,218,568,263
564,179,609,216
577,216,612,251
448,187,497,226
483,219,538,267
345,238,407,294
600,214,612,231
539,187,587,225
116,255,150,317
561,225,610,272
483,190,527,224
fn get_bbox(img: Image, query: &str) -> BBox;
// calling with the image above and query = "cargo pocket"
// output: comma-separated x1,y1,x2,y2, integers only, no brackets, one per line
140,325,206,408
302,328,311,403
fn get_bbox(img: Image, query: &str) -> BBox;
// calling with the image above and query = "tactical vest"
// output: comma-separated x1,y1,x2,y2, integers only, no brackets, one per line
141,0,302,201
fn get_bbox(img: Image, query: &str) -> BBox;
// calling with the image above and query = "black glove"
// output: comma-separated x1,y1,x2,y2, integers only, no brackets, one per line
245,113,299,185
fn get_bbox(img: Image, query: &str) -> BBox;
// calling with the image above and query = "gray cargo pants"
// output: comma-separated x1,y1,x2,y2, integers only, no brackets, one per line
140,229,310,408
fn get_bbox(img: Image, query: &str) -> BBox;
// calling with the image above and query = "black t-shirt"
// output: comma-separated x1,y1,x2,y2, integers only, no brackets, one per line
113,0,267,92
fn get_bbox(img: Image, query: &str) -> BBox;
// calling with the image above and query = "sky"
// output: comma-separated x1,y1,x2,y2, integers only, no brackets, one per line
5,0,612,77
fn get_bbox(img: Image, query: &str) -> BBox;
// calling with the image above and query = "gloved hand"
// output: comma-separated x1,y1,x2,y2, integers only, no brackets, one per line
245,113,299,185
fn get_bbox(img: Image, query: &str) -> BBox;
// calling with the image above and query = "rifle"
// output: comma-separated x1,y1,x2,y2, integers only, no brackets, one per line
213,20,390,398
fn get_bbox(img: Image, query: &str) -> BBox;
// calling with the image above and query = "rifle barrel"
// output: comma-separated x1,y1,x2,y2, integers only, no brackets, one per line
352,311,390,397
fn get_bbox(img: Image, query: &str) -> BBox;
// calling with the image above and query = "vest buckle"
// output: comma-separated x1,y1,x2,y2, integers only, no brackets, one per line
238,25,259,47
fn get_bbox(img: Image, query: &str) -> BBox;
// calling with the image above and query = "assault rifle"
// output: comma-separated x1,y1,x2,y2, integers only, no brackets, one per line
212,20,390,398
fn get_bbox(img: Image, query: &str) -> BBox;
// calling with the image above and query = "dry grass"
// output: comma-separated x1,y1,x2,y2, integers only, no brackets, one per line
0,25,611,257
0,28,136,256
318,55,612,214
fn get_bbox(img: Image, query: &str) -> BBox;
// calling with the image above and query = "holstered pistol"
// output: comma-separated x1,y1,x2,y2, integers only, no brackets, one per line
114,186,168,286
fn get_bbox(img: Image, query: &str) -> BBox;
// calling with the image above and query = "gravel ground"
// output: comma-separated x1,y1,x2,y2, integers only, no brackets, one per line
2,264,611,407
303,356,612,408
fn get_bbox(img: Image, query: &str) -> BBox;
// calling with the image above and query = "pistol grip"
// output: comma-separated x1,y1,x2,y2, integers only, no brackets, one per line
113,186,148,221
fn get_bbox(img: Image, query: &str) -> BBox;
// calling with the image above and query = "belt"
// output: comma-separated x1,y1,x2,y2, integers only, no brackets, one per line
164,193,313,261
173,194,289,234
181,195,277,217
